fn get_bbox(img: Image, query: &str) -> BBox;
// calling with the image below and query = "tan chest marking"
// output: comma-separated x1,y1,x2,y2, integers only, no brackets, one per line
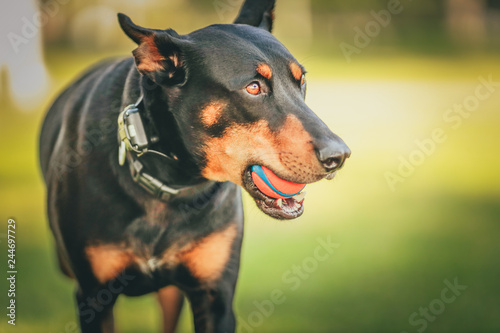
85,245,136,284
180,224,238,282
86,224,238,284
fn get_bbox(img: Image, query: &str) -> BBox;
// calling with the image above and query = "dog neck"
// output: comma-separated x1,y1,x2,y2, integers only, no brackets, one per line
118,72,215,200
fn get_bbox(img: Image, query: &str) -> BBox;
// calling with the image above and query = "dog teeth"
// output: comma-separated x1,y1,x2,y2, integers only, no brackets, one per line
326,172,337,180
292,192,306,202
276,199,283,208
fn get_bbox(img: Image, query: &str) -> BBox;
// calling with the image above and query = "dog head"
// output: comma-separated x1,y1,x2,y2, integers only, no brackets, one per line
118,0,350,219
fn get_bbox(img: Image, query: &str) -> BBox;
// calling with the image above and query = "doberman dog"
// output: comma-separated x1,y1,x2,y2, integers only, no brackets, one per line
39,0,350,332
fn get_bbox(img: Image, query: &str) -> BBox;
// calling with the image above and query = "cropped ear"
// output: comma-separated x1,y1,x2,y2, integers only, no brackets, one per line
233,0,275,32
118,13,185,85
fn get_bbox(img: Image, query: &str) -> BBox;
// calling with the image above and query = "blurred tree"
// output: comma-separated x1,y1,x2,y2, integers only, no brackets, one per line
446,0,486,47
487,0,500,8
35,0,499,54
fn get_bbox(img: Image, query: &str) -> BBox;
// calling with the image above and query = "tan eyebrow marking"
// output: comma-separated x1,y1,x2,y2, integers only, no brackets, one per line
257,63,273,80
289,62,303,81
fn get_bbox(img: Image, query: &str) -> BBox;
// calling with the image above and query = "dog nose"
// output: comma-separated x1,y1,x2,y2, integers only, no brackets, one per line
315,138,351,173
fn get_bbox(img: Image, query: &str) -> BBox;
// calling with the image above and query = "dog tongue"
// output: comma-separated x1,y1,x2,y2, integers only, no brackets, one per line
251,165,305,199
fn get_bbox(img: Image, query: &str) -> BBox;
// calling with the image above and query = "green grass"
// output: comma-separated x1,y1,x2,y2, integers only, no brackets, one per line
1,51,499,332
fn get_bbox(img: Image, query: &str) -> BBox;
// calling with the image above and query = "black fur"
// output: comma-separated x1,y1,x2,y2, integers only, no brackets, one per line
39,1,350,332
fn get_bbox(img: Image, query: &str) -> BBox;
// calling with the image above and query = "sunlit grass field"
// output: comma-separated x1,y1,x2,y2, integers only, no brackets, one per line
1,51,499,333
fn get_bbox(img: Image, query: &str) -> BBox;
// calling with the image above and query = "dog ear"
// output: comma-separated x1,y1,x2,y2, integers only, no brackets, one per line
233,0,275,32
118,13,185,85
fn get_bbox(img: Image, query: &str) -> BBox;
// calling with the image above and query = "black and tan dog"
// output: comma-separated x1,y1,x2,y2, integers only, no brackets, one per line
39,0,350,332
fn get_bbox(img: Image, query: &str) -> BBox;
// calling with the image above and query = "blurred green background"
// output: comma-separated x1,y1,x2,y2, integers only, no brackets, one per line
1,0,500,332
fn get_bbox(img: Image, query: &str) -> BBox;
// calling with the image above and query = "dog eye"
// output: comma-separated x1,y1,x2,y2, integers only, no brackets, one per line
246,82,261,95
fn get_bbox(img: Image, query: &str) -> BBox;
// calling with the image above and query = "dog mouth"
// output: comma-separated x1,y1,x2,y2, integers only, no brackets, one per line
242,166,310,220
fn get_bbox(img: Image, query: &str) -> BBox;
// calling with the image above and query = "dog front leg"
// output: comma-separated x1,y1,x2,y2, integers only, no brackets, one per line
186,284,236,333
76,286,119,333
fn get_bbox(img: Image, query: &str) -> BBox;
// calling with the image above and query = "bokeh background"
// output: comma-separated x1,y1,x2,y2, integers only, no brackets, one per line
1,0,500,332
